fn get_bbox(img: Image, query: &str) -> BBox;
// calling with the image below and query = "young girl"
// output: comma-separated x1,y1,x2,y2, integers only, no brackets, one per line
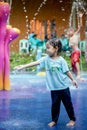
14,38,78,127
68,12,83,80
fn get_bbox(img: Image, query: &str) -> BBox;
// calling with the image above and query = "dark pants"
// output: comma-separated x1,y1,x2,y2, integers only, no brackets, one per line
51,87,76,123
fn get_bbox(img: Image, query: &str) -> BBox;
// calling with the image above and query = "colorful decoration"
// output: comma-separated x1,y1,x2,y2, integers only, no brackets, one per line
0,2,20,90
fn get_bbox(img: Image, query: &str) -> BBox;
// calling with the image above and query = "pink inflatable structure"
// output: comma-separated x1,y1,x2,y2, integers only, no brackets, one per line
0,2,20,90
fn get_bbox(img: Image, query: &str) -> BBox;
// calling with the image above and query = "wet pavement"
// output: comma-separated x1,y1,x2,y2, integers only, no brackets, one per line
0,73,87,130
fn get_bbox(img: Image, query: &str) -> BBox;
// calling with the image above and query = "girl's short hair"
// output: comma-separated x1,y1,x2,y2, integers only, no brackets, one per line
47,38,62,53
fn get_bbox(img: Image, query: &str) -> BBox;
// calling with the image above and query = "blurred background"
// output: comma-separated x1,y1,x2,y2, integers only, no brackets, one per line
5,0,87,52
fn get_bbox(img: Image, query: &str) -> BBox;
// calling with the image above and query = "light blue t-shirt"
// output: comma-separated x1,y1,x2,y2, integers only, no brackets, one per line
38,56,70,90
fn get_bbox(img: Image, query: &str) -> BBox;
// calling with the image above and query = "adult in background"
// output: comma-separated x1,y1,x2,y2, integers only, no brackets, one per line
60,34,69,51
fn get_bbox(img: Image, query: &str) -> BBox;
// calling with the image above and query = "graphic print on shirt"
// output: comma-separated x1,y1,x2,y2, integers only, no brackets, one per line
46,61,61,72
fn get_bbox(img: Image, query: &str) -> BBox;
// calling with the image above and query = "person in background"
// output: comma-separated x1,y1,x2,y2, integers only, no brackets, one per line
42,35,49,53
68,12,83,80
44,35,49,43
60,34,69,51
14,38,78,127
28,33,44,72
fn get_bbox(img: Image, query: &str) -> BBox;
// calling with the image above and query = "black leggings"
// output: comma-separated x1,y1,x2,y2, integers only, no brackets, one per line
51,87,76,123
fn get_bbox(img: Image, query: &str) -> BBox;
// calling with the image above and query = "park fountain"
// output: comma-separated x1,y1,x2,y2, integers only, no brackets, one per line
0,1,20,90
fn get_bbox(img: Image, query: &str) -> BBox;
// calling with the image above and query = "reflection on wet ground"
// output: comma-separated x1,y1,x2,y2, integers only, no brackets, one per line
0,73,87,130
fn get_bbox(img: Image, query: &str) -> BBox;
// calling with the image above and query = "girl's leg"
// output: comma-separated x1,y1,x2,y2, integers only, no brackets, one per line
75,62,80,78
48,90,61,127
61,88,76,125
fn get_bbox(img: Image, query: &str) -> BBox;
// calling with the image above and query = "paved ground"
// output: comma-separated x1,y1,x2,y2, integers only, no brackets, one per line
0,73,87,130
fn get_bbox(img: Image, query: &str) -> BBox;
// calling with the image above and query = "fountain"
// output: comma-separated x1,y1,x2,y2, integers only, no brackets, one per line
0,1,20,90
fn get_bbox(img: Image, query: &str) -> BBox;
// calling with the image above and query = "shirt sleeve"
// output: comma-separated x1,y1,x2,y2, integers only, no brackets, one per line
61,58,69,73
37,56,47,69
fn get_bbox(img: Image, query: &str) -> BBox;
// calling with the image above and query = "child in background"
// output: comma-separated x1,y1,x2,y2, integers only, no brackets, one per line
14,38,78,127
68,12,83,80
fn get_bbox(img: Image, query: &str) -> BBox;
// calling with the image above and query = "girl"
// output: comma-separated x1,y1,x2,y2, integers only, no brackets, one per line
68,12,83,80
14,38,78,127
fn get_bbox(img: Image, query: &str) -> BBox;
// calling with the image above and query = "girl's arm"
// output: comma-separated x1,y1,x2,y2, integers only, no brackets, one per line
66,71,78,88
14,61,40,70
75,12,83,34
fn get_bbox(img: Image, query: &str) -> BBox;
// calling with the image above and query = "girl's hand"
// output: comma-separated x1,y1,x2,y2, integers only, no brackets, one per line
72,79,78,88
14,65,24,71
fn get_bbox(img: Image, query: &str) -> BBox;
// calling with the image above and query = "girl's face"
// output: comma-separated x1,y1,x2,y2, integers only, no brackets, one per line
68,29,75,37
46,42,58,57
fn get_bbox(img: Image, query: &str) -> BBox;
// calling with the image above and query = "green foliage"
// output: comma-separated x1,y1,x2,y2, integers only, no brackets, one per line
10,52,36,71
10,51,87,72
